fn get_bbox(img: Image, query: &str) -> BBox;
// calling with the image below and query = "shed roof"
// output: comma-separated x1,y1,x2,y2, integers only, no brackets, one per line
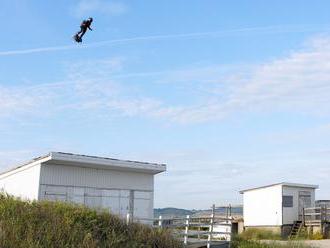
239,182,318,194
1,152,166,176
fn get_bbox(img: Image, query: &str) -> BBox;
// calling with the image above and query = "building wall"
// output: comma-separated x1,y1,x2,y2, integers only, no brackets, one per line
316,200,330,208
282,186,315,225
0,163,41,200
244,226,282,234
40,163,153,190
39,163,155,220
243,185,282,226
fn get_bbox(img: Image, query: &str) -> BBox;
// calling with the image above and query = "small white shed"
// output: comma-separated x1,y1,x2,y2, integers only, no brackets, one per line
240,183,318,231
0,152,166,222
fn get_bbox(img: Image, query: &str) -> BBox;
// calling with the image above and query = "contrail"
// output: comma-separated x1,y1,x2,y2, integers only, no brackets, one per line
0,25,328,56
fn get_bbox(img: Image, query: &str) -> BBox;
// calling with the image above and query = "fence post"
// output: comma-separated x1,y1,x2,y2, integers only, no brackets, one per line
207,204,215,248
324,207,329,236
126,213,130,225
229,204,232,218
198,218,201,240
184,215,190,246
302,207,305,226
228,204,233,242
158,215,163,228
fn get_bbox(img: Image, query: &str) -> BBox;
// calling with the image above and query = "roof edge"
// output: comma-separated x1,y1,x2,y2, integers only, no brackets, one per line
48,152,166,174
50,152,165,167
0,153,52,177
239,182,319,194
0,151,166,177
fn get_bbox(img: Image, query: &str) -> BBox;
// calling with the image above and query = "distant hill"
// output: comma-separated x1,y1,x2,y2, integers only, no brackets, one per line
154,206,243,218
154,208,196,218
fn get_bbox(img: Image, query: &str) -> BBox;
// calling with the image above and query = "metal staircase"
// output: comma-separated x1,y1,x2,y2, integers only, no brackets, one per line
289,220,303,239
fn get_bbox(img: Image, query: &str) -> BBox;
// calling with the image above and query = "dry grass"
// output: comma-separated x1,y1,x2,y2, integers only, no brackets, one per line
239,228,282,240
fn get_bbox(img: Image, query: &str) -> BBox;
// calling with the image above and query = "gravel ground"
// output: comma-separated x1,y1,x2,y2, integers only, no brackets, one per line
262,239,330,248
302,240,330,248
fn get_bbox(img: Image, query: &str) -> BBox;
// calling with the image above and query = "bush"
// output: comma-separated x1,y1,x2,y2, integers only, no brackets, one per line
240,228,282,240
0,193,182,248
308,231,323,240
291,229,323,240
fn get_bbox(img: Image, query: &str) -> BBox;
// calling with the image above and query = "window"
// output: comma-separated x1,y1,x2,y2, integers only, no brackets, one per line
283,195,293,207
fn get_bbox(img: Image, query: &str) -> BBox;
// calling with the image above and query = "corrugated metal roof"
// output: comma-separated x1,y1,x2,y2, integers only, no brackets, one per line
239,182,319,194
0,151,166,176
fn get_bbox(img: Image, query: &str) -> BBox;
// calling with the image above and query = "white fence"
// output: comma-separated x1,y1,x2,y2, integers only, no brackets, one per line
127,205,233,248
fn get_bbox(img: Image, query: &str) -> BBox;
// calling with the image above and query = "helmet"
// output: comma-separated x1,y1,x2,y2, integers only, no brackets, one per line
88,17,93,22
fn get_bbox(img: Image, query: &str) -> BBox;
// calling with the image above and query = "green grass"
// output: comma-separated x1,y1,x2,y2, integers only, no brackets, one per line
0,193,182,248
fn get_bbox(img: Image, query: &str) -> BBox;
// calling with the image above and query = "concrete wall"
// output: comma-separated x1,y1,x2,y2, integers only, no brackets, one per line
0,163,41,200
282,186,315,225
243,185,282,226
39,163,155,220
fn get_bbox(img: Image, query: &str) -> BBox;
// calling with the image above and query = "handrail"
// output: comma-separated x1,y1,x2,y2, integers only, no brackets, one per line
304,206,330,227
304,207,321,210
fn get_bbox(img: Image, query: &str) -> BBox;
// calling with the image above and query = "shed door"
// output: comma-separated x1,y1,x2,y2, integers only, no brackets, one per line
298,191,312,220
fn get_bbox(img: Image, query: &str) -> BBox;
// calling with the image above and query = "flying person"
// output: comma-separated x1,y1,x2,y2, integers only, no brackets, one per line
74,17,93,42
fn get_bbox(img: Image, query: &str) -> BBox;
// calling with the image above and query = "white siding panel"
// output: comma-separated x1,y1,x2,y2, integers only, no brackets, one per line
39,163,155,220
72,187,84,204
40,163,153,191
0,164,41,201
134,199,150,219
134,191,152,220
119,194,130,217
243,185,282,226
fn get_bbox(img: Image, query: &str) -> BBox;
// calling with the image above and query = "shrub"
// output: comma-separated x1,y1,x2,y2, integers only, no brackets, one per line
291,229,323,241
0,193,182,248
308,231,323,240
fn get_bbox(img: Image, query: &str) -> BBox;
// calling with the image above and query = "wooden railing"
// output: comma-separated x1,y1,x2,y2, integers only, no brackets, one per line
304,206,330,226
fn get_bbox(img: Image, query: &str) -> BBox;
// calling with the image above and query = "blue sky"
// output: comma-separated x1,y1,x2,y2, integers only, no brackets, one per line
1,0,330,209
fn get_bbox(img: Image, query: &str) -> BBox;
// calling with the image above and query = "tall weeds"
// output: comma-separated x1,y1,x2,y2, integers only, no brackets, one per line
0,194,182,248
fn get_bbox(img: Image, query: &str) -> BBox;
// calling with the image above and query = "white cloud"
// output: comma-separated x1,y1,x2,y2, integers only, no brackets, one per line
0,85,45,117
151,35,330,123
2,35,330,124
73,0,127,18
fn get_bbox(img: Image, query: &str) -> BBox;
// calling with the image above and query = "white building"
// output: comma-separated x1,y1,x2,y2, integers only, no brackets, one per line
240,183,318,233
0,152,166,221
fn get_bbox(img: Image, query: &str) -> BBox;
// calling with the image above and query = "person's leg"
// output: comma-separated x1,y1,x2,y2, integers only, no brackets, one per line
76,26,84,35
79,28,87,38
